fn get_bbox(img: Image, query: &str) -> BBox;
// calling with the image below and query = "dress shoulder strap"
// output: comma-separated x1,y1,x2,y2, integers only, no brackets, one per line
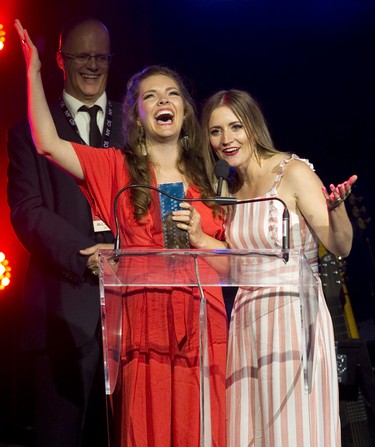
270,154,315,194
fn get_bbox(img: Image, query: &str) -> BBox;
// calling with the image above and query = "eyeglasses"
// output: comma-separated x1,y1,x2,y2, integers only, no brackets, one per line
59,51,113,66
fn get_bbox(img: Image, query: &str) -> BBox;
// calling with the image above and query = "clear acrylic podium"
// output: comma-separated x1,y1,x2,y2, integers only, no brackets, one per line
99,248,319,446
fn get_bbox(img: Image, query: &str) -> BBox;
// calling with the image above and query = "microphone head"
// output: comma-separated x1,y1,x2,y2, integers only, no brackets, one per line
214,159,230,179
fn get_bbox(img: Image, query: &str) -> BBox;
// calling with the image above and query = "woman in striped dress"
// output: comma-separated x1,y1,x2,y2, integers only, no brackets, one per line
201,90,357,446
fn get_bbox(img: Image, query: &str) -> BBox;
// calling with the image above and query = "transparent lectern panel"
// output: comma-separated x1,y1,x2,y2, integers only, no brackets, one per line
99,248,319,447
299,253,319,393
99,252,122,395
100,248,302,287
99,248,318,395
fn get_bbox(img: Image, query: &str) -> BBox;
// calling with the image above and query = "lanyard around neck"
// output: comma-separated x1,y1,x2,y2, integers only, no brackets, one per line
59,98,114,148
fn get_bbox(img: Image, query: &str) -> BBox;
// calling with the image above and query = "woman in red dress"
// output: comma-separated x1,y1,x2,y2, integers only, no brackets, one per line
16,20,228,446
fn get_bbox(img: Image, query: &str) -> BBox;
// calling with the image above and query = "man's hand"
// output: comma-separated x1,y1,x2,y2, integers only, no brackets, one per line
80,243,114,276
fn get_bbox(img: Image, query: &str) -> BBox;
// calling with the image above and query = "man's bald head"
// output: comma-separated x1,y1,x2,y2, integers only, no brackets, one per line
59,17,111,53
56,17,111,104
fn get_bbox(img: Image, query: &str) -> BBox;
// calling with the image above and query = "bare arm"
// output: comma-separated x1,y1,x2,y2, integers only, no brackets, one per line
284,161,357,257
14,19,84,179
320,174,357,256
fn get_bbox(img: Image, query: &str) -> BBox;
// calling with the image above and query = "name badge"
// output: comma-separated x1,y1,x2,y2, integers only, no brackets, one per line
93,219,111,232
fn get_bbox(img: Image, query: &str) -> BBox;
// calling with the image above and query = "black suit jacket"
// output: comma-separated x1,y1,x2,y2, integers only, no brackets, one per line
7,100,124,351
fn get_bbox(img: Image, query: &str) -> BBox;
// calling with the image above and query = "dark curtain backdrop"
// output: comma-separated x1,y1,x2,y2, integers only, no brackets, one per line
0,0,374,439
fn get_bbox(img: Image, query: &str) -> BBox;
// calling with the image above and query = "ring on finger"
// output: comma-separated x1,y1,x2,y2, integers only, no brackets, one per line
329,197,342,211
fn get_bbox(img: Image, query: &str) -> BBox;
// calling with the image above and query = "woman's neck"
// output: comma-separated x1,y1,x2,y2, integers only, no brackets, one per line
148,142,186,185
235,154,281,199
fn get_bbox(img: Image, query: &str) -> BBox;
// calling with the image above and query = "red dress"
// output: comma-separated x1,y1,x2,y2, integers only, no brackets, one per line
73,143,227,447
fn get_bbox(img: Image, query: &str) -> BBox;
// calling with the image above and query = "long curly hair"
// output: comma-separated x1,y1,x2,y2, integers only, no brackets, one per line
121,65,217,220
201,89,282,193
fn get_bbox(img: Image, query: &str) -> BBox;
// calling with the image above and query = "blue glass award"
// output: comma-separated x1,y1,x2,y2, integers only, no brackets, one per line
158,182,190,249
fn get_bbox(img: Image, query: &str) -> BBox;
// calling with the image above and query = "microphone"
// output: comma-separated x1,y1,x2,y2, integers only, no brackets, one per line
212,160,289,261
282,207,290,258
214,159,230,197
112,184,207,260
112,185,290,262
112,184,227,257
213,159,237,206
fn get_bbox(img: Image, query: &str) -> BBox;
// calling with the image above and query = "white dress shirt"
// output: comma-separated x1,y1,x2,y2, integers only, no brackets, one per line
62,91,107,145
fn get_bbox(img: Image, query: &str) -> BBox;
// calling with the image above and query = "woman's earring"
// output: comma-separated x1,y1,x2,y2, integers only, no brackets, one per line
181,133,190,151
137,124,147,156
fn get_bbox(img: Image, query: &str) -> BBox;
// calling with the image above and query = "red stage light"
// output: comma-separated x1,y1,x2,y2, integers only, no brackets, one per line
0,24,5,51
0,252,11,290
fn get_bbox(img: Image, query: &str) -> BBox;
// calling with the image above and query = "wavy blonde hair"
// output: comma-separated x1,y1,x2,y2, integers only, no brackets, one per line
201,89,283,193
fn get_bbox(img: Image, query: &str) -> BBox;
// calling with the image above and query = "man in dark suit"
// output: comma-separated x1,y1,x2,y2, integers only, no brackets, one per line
7,17,124,447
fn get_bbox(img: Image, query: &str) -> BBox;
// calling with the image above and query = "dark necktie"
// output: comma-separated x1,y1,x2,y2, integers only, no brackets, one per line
79,105,102,147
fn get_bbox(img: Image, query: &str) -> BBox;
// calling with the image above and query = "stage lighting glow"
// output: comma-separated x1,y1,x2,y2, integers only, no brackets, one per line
0,24,5,51
0,251,11,291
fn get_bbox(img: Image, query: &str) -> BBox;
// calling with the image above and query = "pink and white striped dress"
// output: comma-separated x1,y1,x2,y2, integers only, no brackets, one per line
225,155,340,447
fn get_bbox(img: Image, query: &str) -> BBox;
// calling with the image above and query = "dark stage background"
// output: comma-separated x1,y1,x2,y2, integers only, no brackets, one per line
0,0,374,444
